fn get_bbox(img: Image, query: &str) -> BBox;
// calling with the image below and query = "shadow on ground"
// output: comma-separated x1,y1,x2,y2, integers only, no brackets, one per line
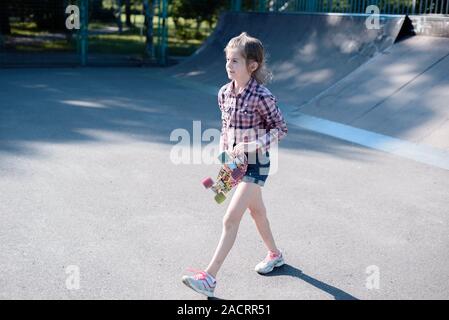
262,264,359,300
0,68,376,166
205,264,358,300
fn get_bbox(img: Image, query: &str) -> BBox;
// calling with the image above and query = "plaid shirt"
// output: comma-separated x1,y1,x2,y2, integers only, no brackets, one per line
218,77,288,154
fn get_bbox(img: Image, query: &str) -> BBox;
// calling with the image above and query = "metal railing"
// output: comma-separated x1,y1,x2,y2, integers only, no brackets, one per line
232,0,449,15
0,0,170,67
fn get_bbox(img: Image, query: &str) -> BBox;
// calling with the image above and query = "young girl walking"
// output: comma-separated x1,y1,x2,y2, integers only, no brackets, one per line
182,32,288,297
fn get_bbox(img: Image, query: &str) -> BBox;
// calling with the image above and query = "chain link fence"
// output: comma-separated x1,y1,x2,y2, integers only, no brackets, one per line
1,1,447,67
235,0,449,14
0,0,190,67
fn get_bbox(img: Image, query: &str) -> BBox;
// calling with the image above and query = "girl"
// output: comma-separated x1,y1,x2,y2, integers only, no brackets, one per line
182,32,288,297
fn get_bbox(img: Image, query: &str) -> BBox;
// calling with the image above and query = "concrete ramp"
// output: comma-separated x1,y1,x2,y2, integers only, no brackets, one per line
297,35,449,151
168,12,406,105
166,12,449,164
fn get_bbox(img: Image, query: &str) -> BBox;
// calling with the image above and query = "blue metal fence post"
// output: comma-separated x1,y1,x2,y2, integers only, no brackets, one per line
79,0,88,66
156,0,161,55
306,0,317,11
232,0,242,11
159,0,168,65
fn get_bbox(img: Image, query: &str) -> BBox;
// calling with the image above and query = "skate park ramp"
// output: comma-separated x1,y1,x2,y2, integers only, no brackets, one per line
167,11,449,160
167,12,406,106
295,34,449,151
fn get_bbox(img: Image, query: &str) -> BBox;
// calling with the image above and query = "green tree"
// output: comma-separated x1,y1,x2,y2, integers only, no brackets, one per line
171,0,228,39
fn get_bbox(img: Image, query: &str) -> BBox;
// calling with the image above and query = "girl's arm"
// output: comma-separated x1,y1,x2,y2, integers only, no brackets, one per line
233,94,288,154
256,94,288,153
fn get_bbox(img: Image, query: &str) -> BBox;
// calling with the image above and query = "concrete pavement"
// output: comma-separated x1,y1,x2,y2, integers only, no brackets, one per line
1,68,448,299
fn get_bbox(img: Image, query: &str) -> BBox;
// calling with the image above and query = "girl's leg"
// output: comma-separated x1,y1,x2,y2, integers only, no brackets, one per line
205,181,259,278
247,185,280,254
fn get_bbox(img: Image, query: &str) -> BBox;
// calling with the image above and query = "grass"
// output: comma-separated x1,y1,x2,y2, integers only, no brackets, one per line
8,21,75,52
11,21,48,37
87,29,204,56
8,17,213,56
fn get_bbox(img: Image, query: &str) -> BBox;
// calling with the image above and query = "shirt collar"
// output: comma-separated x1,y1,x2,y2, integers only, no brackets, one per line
225,77,257,97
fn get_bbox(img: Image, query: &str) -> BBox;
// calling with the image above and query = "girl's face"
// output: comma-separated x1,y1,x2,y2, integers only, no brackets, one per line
226,49,256,82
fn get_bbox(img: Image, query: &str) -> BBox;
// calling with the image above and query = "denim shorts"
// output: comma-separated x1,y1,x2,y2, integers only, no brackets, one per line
241,150,270,187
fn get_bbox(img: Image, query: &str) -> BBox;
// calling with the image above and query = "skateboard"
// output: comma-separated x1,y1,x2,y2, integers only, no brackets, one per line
202,150,248,204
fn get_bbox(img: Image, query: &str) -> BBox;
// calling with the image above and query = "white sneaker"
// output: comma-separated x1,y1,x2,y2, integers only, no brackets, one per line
182,270,216,297
255,250,285,274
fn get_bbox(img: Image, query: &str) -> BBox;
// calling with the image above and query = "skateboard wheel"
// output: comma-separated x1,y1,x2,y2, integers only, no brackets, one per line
218,151,231,164
214,192,226,204
202,177,214,189
231,168,244,180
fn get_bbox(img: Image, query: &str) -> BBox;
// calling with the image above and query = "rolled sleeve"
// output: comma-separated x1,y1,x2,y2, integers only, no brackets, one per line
256,94,288,153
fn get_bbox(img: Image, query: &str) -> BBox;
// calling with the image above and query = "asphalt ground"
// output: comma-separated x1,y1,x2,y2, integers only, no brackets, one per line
1,68,448,299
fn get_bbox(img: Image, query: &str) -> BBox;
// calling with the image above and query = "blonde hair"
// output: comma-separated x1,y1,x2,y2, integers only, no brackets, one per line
224,32,272,85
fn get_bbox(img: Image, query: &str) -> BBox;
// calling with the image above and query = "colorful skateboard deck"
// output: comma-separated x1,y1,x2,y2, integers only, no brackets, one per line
202,150,248,204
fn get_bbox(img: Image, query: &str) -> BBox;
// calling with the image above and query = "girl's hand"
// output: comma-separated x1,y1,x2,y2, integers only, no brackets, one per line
233,141,259,154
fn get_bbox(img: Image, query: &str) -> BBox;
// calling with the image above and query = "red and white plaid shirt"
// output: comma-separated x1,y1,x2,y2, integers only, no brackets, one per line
218,77,288,154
